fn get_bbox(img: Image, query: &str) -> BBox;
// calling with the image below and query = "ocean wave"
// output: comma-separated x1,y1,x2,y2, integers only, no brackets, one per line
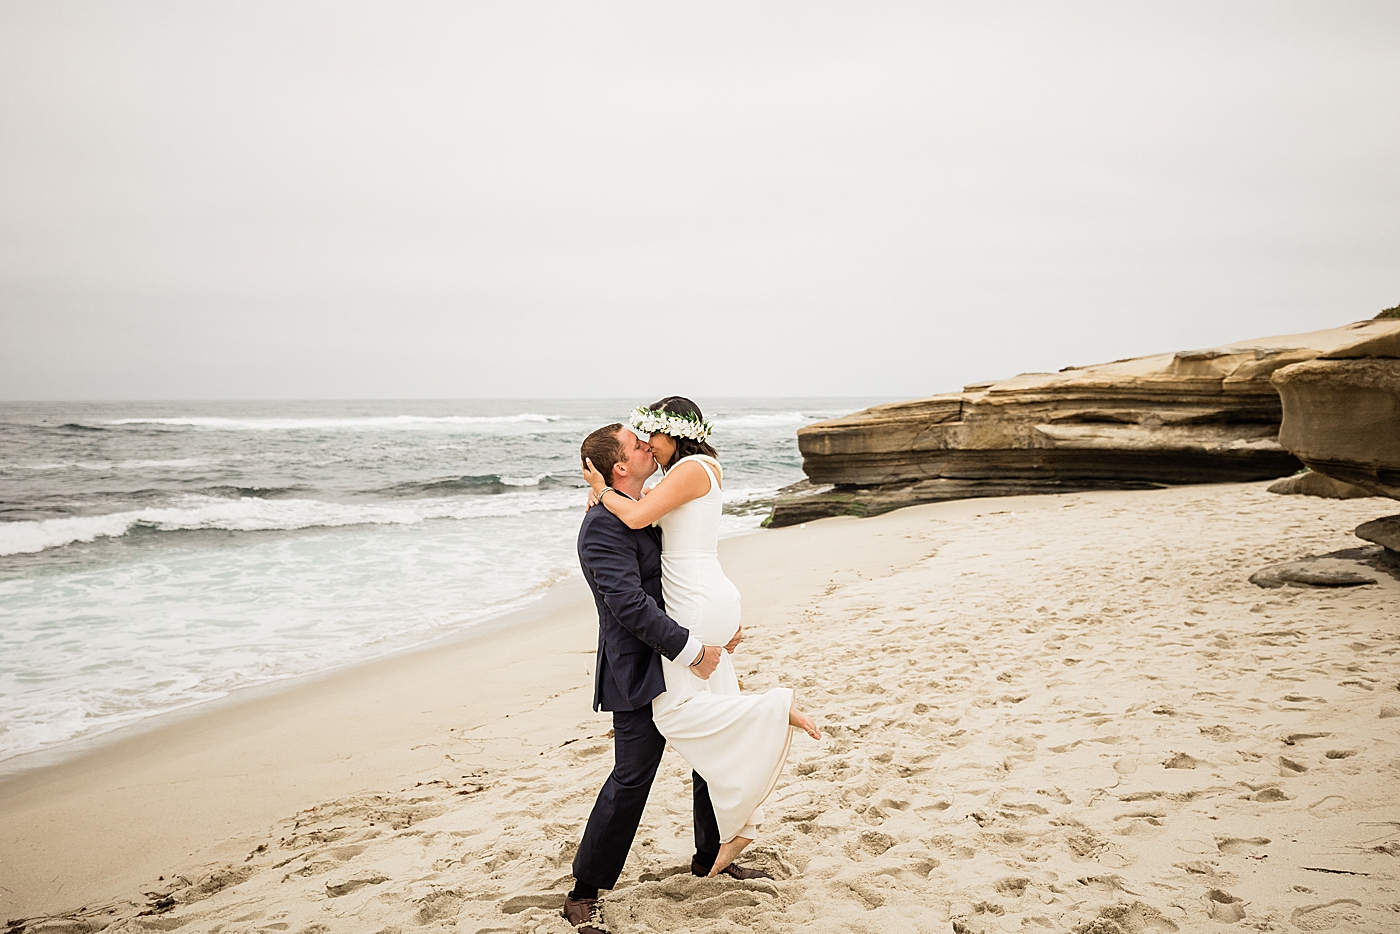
2,458,206,472
720,485,784,508
501,472,554,487
201,485,306,499
715,412,818,429
117,458,206,469
375,472,573,498
0,491,581,556
101,414,563,431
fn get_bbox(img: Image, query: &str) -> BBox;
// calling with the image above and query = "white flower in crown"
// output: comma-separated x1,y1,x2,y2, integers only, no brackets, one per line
630,406,714,442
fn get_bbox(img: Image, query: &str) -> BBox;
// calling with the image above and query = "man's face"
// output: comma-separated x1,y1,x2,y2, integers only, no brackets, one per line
614,427,657,485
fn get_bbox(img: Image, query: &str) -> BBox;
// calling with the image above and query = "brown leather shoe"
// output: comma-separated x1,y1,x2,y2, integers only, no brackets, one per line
690,857,773,881
563,895,605,933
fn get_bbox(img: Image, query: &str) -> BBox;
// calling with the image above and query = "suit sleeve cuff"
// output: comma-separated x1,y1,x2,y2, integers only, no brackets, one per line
682,635,704,667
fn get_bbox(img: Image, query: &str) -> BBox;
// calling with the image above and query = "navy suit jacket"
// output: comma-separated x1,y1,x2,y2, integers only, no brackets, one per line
577,503,691,712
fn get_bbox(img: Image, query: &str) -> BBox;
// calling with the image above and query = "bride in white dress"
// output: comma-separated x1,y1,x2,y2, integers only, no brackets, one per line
583,396,822,876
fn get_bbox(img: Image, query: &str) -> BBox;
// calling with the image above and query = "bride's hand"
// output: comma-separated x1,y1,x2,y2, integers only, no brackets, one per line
581,458,607,492
724,626,743,654
581,458,607,510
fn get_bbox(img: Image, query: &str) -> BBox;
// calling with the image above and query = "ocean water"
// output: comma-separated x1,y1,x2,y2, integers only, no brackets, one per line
0,399,872,770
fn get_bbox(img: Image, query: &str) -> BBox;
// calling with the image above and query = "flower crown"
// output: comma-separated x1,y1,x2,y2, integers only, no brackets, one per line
630,406,714,442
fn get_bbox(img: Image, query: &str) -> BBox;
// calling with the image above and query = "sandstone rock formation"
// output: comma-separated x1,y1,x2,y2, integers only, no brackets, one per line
1355,515,1400,553
1271,324,1400,500
1248,550,1379,589
1247,315,1400,588
769,319,1400,527
1266,470,1377,499
1249,544,1400,590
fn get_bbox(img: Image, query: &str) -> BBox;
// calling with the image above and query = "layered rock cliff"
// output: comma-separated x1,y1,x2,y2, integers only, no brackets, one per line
1247,317,1400,587
1272,324,1400,500
769,319,1400,527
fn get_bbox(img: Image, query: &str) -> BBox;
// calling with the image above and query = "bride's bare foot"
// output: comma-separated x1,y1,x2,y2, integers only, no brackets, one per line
708,835,753,877
790,704,821,740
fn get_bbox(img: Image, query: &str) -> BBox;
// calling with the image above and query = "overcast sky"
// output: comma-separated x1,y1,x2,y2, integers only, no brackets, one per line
1,1,1397,401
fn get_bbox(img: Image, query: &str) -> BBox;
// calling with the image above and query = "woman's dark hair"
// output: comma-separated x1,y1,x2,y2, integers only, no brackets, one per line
650,395,718,469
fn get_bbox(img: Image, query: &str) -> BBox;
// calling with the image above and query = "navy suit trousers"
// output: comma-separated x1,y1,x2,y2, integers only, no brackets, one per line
572,704,720,889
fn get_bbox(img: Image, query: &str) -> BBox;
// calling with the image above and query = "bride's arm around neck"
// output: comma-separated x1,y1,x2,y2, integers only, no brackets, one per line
590,459,715,530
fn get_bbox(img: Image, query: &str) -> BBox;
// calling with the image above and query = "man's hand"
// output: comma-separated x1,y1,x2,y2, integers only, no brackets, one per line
724,626,743,654
691,645,722,679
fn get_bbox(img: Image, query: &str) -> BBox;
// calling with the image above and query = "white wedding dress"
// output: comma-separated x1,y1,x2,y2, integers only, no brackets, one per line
650,455,794,844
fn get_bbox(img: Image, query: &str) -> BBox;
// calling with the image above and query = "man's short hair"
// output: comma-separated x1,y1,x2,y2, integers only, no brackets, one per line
581,423,627,487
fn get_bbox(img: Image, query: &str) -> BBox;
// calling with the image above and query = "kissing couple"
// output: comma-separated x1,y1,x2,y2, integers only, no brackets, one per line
563,396,822,934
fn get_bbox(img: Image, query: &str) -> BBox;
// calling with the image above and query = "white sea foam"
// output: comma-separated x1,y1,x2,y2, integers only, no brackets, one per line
103,414,562,431
715,412,818,429
500,472,551,486
721,485,785,507
116,458,205,469
5,458,209,471
0,490,581,556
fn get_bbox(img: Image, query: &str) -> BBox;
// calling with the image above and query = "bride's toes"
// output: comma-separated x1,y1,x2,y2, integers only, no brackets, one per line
789,705,822,741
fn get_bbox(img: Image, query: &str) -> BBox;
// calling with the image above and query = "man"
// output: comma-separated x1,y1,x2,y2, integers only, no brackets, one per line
565,423,768,934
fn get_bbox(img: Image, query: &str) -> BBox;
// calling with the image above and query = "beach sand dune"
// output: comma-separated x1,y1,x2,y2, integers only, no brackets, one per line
4,483,1397,933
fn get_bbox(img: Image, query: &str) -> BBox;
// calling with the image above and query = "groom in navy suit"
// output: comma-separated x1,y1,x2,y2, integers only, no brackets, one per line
564,423,765,934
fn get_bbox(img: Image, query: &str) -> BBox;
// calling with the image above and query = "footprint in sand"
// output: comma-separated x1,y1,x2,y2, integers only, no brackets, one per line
992,875,1031,897
1307,794,1346,812
1203,888,1246,922
416,890,467,923
1215,836,1269,855
1075,900,1179,933
694,889,767,919
1283,732,1331,745
1173,859,1218,876
1114,811,1166,836
1248,785,1292,802
325,874,388,897
853,829,896,857
1290,898,1365,931
498,893,565,914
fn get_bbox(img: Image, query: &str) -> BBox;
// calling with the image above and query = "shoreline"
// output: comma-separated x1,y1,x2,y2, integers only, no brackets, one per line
0,512,775,781
0,571,606,919
3,482,1397,931
0,572,595,782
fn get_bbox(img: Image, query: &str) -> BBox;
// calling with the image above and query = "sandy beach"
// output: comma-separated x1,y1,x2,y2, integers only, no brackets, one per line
3,481,1398,933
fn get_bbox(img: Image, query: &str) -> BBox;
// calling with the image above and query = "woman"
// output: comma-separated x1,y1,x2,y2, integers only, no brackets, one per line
583,396,821,877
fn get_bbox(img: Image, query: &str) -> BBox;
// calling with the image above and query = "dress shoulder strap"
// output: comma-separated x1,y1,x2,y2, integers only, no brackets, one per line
675,453,723,486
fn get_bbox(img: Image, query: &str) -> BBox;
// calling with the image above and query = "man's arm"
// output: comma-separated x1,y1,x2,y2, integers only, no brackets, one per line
580,515,704,665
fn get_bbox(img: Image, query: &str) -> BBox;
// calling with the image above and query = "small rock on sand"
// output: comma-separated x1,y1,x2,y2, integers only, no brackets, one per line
1249,559,1376,589
1268,471,1377,499
1355,515,1400,553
